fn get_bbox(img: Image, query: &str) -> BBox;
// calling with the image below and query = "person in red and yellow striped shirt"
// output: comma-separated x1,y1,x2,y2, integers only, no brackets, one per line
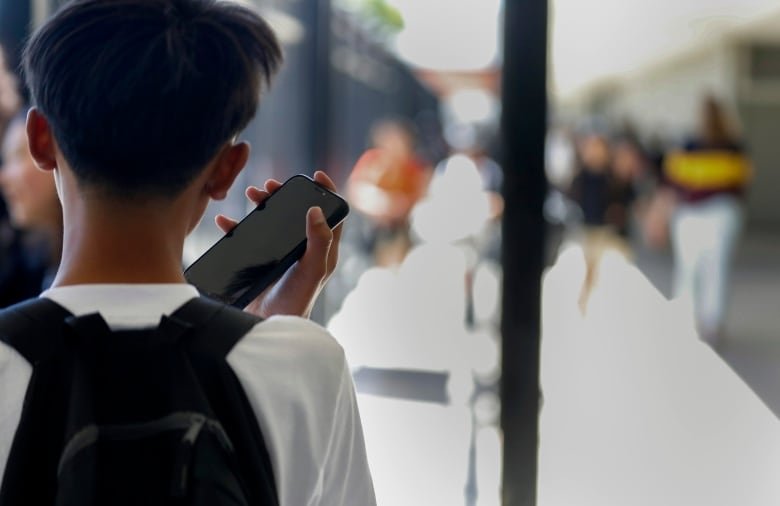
661,96,751,345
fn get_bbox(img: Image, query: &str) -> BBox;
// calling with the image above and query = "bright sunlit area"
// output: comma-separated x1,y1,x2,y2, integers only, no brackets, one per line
322,1,780,504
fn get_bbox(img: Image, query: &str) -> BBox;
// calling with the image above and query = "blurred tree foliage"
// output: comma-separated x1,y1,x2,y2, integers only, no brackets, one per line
338,0,404,35
364,0,403,31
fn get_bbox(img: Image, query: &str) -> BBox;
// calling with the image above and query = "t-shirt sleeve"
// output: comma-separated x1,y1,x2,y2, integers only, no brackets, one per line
0,342,33,483
319,361,376,506
226,316,376,505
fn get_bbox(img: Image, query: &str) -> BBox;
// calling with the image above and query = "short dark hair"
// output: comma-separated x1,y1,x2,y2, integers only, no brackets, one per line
23,0,282,198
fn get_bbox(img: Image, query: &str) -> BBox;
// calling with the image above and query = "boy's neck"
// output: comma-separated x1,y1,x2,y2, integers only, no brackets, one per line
43,211,64,271
52,196,191,287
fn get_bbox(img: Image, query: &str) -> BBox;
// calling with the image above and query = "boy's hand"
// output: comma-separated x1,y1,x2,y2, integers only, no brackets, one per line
214,171,343,319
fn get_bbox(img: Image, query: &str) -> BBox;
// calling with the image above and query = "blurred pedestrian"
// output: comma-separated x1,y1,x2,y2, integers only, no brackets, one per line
0,111,62,296
0,46,20,141
347,118,431,265
0,47,54,305
662,95,751,344
569,131,636,310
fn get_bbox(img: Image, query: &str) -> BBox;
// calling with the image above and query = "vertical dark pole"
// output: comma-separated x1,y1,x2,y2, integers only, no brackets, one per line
307,0,331,324
310,0,331,173
500,0,548,505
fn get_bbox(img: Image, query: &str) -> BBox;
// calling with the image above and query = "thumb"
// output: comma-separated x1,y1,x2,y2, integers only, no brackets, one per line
301,207,333,278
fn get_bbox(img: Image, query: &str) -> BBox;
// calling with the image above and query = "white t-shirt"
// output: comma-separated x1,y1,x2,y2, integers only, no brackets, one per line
0,284,375,506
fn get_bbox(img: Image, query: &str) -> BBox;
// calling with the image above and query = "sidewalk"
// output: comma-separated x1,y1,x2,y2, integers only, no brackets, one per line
635,229,780,416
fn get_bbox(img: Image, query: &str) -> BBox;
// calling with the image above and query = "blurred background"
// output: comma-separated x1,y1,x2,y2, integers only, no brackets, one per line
2,0,780,505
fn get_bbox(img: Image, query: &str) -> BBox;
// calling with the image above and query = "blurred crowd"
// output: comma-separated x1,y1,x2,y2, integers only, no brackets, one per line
546,95,751,345
333,91,751,354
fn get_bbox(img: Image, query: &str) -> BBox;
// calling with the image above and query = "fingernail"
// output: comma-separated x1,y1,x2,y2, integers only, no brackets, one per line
311,206,325,225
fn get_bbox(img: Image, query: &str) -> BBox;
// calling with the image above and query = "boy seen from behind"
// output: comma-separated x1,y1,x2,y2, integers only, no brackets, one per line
0,0,375,504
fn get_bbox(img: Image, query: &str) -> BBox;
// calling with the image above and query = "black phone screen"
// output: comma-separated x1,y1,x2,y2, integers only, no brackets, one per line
184,175,348,307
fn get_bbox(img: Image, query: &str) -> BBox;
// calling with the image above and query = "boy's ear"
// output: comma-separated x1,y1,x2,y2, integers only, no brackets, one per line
205,141,250,200
26,108,58,171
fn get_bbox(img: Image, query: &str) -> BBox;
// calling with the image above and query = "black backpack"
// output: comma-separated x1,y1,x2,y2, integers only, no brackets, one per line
0,296,279,506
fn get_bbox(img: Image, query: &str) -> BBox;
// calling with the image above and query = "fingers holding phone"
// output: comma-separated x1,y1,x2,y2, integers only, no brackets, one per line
202,171,347,318
214,178,282,232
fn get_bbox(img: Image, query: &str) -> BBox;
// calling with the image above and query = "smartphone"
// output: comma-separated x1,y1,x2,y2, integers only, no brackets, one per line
184,174,349,308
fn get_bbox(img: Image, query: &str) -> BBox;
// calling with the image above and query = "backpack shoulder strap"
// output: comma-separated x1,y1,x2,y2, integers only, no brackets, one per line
166,296,278,505
167,296,262,357
0,297,74,363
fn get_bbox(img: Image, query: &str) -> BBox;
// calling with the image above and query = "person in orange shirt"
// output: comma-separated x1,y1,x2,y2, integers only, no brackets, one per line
348,118,431,265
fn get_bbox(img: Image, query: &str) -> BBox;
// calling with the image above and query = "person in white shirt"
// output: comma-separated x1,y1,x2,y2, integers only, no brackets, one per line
0,0,375,504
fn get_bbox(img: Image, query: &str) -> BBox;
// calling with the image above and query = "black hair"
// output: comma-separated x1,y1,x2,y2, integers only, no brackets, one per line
23,0,282,198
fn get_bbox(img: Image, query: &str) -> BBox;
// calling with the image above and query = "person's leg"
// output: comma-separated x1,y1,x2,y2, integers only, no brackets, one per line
671,204,703,312
696,197,743,343
578,227,602,313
